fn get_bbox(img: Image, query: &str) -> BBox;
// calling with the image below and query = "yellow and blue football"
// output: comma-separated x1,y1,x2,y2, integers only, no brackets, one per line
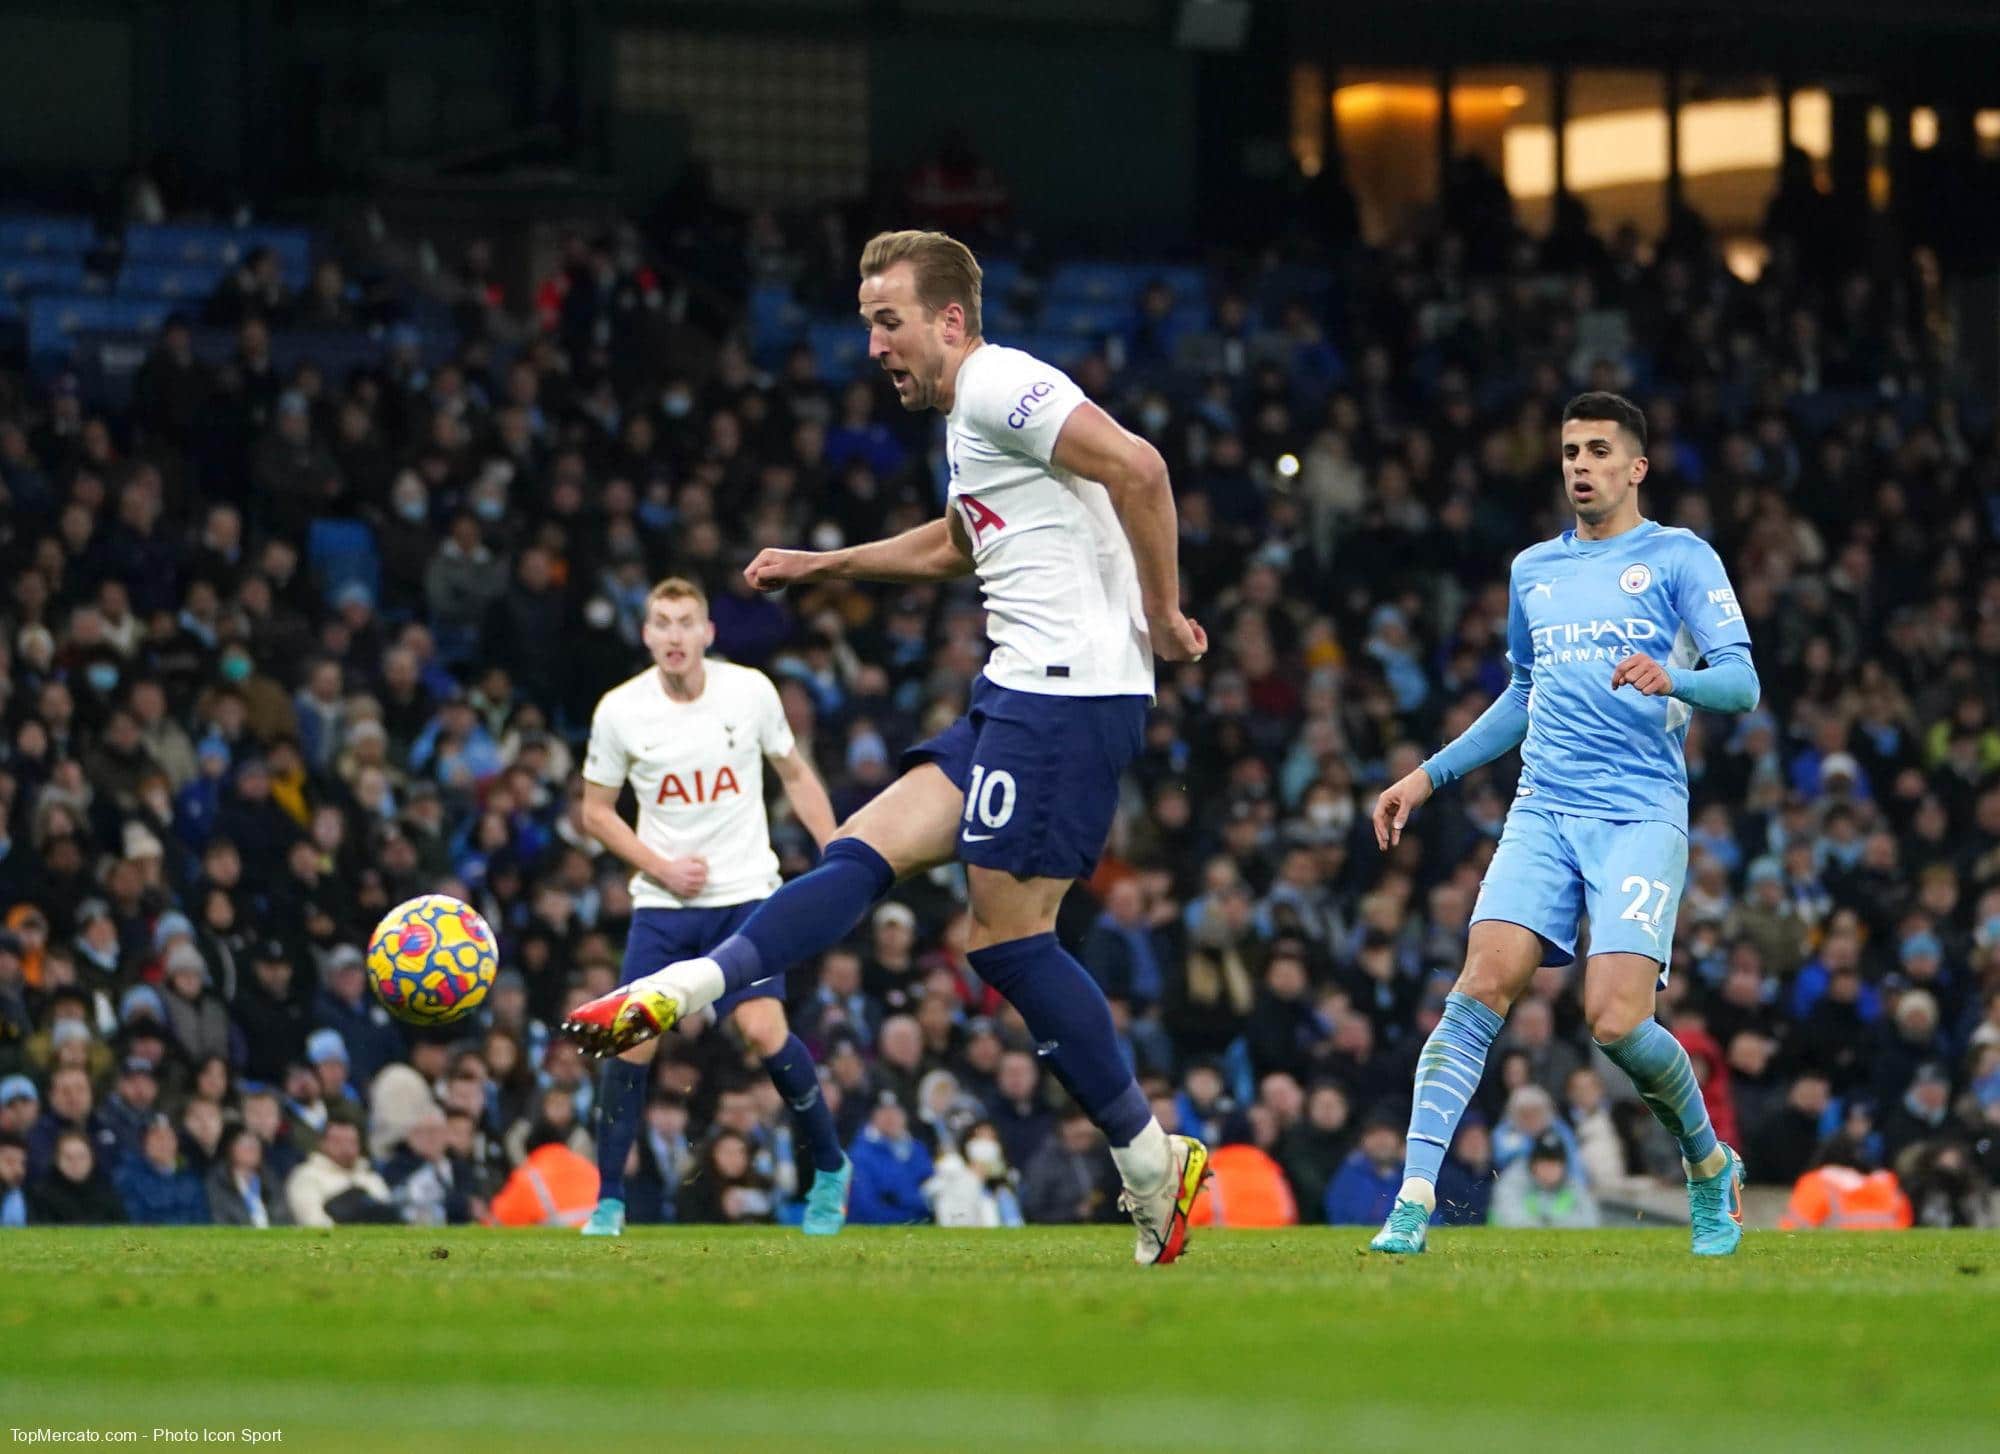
365,894,499,1027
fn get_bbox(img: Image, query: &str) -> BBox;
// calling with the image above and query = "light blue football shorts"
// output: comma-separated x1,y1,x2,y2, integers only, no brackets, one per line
1470,803,1688,981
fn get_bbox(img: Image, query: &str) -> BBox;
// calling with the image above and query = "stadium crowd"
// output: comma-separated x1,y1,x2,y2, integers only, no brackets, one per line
2,172,1999,1235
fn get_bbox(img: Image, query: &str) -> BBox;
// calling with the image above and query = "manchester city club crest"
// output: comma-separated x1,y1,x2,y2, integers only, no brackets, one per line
1619,563,1653,595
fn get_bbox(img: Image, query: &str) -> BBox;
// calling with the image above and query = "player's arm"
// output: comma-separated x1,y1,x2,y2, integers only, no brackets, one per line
744,514,973,591
770,746,837,849
1049,403,1206,662
578,778,709,899
1611,543,1760,710
1610,643,1759,709
1373,582,1534,849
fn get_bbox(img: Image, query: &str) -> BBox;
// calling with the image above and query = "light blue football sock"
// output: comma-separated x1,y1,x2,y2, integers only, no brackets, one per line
1403,992,1504,1186
1596,1019,1718,1166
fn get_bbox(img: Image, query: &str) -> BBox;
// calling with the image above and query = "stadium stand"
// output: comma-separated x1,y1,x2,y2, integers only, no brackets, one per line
1,182,1997,1234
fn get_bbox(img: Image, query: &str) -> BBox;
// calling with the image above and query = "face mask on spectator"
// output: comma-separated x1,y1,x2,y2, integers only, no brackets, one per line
1306,797,1352,831
472,495,506,522
221,655,252,684
583,598,615,631
86,664,118,694
395,496,428,523
662,391,693,419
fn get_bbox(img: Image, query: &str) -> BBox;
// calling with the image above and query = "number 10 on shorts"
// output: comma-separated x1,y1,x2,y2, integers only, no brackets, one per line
963,764,1018,837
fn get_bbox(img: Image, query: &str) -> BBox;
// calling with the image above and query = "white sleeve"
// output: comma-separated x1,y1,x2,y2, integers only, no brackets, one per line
581,698,632,788
963,354,1087,467
757,673,797,760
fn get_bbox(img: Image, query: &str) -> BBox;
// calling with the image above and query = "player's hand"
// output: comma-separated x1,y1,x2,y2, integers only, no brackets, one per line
1610,652,1675,697
1149,611,1208,662
659,856,709,898
1372,769,1434,851
743,548,827,593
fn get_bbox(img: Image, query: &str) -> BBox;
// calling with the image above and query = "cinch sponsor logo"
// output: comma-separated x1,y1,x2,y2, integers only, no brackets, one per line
1006,381,1055,428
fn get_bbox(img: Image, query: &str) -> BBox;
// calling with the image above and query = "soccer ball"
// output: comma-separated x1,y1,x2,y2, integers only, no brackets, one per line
366,894,499,1027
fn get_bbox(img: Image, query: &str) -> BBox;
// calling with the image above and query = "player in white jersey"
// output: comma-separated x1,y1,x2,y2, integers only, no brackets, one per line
567,230,1211,1263
574,577,851,1237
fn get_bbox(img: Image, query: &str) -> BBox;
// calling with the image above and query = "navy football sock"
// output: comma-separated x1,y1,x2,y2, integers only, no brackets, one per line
968,933,1150,1146
706,838,897,995
763,1034,845,1174
594,1057,648,1202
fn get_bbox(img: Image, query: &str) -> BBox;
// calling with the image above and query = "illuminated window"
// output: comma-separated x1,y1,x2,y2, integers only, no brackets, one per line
1333,70,1442,244
1502,70,1667,236
1451,68,1548,232
1290,64,1325,178
1911,107,1938,151
1976,109,2000,160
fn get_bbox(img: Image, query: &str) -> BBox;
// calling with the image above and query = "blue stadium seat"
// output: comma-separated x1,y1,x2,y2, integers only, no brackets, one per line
979,257,1024,301
117,262,228,301
0,256,89,320
807,319,870,382
0,216,95,256
123,224,313,285
1045,262,1147,305
306,518,382,610
26,294,173,363
748,284,806,367
1040,300,1129,339
1002,331,1093,368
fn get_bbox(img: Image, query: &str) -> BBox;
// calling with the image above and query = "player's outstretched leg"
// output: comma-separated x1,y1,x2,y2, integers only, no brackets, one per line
735,1000,852,1236
583,1051,648,1236
564,837,897,1056
1371,922,1538,1254
1587,956,1741,1255
565,768,964,1059
967,929,1207,1264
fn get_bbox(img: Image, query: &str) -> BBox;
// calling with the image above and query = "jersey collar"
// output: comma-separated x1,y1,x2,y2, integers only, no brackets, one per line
1563,517,1657,557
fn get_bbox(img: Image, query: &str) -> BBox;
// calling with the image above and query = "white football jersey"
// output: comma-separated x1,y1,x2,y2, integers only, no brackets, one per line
581,659,796,910
945,344,1154,698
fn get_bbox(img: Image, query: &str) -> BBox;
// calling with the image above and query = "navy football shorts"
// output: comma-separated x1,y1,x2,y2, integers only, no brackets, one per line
901,675,1147,881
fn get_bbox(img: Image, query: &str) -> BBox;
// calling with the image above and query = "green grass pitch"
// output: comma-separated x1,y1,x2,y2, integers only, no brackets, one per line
5,1227,1998,1452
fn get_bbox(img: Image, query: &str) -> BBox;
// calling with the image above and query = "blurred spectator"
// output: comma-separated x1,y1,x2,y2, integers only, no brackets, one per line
847,1093,934,1225
206,1125,290,1226
1020,1106,1118,1226
1491,1131,1601,1229
28,1128,125,1225
1323,1113,1405,1226
285,1116,394,1227
114,1114,208,1224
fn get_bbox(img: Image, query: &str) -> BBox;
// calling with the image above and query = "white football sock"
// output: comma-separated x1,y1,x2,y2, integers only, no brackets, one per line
1398,1177,1437,1213
637,956,725,1014
1685,1146,1729,1181
1111,1118,1172,1196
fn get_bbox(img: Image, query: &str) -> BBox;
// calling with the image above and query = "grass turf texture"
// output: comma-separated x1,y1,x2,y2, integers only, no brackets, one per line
4,1228,1998,1453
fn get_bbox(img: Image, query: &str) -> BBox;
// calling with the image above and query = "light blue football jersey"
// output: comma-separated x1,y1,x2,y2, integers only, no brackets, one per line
1507,519,1750,828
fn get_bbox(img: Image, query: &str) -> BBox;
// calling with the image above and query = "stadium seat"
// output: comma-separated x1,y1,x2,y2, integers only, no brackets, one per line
123,223,313,285
306,518,383,610
25,294,173,364
117,262,229,300
0,256,89,321
0,215,95,256
808,319,871,381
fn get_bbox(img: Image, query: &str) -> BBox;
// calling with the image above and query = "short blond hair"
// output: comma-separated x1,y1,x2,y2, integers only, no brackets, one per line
645,577,708,614
858,230,982,338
